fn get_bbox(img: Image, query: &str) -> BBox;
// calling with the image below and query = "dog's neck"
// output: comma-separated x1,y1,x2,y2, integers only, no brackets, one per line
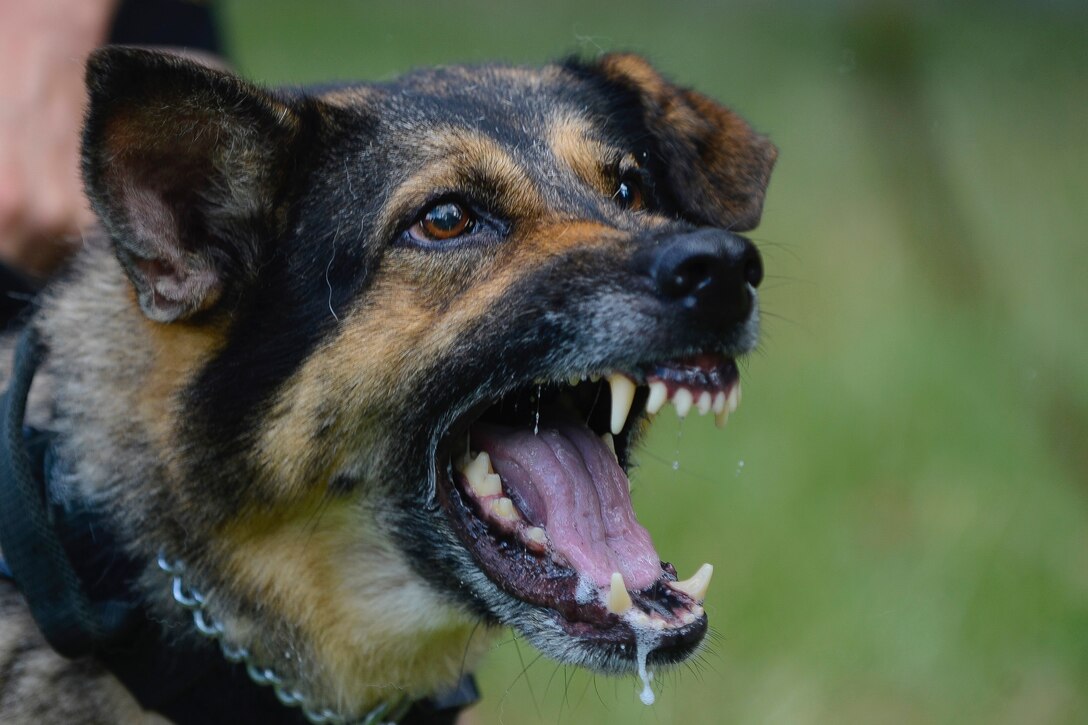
32,240,493,716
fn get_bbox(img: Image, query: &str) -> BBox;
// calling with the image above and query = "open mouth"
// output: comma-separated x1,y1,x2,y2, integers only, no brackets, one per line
435,352,741,673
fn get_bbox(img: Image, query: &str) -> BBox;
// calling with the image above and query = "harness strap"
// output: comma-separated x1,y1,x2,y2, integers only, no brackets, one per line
0,327,133,655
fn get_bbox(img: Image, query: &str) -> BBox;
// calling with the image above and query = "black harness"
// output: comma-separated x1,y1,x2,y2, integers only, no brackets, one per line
0,326,477,724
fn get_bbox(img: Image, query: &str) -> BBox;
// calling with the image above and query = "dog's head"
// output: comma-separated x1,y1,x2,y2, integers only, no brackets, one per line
77,47,775,707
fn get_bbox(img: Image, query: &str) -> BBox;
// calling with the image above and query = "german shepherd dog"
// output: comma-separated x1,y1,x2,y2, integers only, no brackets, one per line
0,47,774,723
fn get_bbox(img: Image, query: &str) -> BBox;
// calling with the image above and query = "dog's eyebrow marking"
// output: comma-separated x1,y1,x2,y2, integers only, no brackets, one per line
316,84,380,108
547,113,633,195
377,128,543,237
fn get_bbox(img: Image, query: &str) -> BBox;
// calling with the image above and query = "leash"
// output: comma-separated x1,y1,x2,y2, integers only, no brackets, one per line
0,325,478,724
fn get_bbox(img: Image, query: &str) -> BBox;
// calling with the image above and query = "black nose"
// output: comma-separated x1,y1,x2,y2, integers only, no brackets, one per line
649,229,762,326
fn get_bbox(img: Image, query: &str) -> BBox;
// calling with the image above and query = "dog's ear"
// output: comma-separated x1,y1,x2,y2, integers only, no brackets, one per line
586,53,777,231
82,47,307,322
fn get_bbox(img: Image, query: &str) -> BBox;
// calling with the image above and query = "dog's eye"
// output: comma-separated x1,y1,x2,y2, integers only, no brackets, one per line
410,202,473,242
614,175,645,211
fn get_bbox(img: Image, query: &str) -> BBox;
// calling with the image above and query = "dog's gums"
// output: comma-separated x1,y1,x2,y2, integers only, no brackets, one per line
435,354,741,684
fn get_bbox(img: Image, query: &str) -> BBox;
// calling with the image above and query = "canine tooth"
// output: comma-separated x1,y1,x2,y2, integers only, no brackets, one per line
672,388,694,418
601,432,616,456
608,373,636,435
462,451,493,487
491,497,519,522
712,391,727,414
727,383,741,413
525,526,548,546
715,409,729,428
607,572,633,615
645,381,668,415
669,563,713,603
696,391,712,415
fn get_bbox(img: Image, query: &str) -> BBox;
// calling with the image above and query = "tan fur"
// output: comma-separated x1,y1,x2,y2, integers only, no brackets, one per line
316,85,380,108
546,113,638,196
375,128,545,240
215,498,491,712
139,319,226,454
254,252,523,493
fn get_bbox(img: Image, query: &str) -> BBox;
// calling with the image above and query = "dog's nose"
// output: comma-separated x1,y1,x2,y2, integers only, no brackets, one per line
648,228,762,326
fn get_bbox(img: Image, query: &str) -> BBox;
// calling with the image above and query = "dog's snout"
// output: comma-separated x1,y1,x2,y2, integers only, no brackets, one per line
648,229,761,326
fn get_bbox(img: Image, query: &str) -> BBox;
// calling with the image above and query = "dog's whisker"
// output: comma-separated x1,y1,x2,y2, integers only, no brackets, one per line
458,621,483,683
512,635,542,719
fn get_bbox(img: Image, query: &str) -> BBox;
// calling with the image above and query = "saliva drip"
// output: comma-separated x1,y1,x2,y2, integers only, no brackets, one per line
634,629,658,706
533,384,541,435
671,417,685,471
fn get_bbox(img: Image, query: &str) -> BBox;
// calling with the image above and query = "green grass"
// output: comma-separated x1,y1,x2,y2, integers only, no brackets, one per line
217,2,1088,721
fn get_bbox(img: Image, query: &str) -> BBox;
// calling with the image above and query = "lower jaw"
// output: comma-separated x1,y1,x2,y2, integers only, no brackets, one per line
435,464,709,674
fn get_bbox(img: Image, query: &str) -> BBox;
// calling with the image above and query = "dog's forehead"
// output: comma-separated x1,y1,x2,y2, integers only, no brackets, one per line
320,63,623,159
309,63,649,231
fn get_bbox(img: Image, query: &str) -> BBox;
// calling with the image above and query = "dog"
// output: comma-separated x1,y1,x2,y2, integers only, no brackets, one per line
0,47,775,723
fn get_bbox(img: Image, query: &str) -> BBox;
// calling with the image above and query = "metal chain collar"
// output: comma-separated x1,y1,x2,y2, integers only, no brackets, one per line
157,553,411,725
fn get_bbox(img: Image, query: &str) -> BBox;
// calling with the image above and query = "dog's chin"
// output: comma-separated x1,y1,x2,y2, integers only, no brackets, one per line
433,352,743,674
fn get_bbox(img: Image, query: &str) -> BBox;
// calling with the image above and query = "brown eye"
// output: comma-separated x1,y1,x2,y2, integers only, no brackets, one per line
412,202,472,241
614,176,644,211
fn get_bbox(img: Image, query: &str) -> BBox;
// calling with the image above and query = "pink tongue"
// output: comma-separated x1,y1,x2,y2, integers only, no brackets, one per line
471,418,662,591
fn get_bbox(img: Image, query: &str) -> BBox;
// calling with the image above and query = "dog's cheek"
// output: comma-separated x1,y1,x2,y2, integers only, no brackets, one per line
249,251,528,499
212,496,494,707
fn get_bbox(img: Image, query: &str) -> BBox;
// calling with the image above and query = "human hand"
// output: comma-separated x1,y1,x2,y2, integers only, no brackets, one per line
0,0,116,277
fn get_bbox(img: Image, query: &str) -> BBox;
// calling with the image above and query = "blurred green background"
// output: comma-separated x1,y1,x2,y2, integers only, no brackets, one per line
217,1,1087,722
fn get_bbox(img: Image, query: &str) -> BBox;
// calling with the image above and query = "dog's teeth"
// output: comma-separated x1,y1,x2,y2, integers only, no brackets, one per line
607,572,633,615
491,497,519,522
727,383,741,413
672,387,694,418
477,473,503,497
462,451,493,488
590,373,601,383
525,526,548,546
712,391,727,415
645,381,668,415
601,432,616,457
608,373,636,435
715,409,729,428
696,390,712,415
669,563,713,603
